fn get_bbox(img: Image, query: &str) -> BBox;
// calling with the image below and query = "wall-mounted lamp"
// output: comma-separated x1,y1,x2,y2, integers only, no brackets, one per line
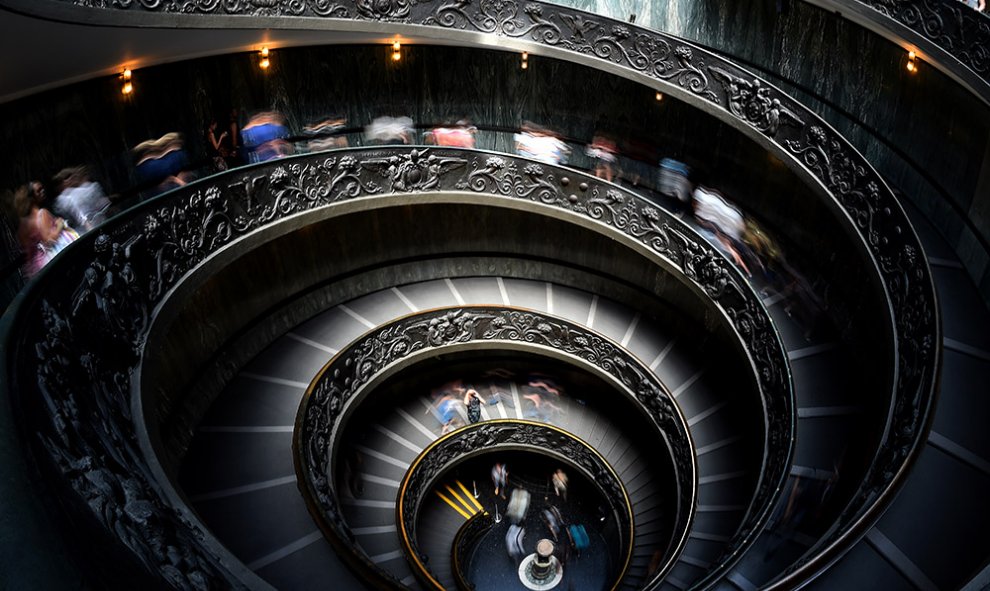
906,50,918,74
392,40,402,62
655,91,664,101
259,47,271,70
521,51,529,70
120,68,133,95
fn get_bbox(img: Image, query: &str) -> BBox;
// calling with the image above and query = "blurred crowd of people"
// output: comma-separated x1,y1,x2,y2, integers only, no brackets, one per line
3,108,823,343
498,462,591,570
424,373,566,435
654,158,824,339
1,166,112,278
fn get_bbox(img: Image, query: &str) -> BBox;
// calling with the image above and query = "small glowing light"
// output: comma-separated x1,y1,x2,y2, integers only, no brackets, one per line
258,47,272,70
908,51,916,60
656,91,664,101
393,40,401,52
906,60,917,74
392,50,402,62
522,51,528,60
120,68,134,96
521,61,528,70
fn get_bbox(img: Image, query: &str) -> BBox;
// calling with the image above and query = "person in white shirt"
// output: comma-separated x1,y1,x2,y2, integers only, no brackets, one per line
53,167,111,234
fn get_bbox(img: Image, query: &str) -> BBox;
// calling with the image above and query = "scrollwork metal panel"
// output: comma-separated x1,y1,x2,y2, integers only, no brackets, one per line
0,0,944,585
297,306,698,587
394,421,639,591
12,146,792,589
853,0,990,93
23,0,990,100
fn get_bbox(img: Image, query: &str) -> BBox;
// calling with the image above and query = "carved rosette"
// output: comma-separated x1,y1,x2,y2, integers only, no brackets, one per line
395,421,639,589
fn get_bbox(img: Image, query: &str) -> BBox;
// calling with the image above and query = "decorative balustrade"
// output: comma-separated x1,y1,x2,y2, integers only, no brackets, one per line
394,420,636,590
452,511,493,591
2,14,940,580
296,305,704,588
3,146,793,588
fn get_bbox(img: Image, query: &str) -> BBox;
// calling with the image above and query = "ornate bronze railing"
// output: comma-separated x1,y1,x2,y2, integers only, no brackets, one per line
295,305,701,589
451,511,494,591
804,0,990,104
2,146,791,589
395,420,635,591
2,12,940,584
10,0,984,104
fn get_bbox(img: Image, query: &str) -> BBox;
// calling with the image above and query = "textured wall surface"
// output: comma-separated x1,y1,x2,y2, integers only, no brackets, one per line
0,41,880,351
550,0,990,300
0,44,783,194
0,42,816,230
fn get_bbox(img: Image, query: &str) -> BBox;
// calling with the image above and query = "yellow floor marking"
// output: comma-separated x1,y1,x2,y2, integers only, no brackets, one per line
456,480,484,512
435,490,471,520
445,485,479,516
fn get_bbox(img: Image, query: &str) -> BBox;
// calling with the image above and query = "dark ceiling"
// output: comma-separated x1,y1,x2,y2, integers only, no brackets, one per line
0,8,395,104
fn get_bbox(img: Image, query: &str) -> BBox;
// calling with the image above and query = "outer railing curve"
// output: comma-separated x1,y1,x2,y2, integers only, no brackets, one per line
1,13,941,574
295,306,699,589
451,511,494,591
803,0,990,105
2,146,792,589
395,420,637,591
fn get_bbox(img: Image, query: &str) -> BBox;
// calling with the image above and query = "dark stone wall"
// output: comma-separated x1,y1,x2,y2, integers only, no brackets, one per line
0,44,877,341
553,0,990,301
0,43,811,201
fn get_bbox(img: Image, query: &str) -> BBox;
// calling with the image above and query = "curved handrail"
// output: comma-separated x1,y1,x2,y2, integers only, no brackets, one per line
295,306,701,589
1,146,790,589
395,420,636,591
451,511,493,591
803,0,990,106
1,11,940,583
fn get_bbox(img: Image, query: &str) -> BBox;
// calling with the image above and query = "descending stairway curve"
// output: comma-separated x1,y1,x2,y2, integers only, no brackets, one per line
180,263,844,589
4,140,932,591
776,201,990,591
0,0,964,587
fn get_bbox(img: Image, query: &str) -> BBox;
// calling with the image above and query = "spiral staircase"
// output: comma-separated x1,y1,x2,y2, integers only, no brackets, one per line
2,1,990,591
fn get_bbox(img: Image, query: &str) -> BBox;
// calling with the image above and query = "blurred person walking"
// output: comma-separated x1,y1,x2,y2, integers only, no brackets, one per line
552,469,568,501
15,183,77,278
506,524,526,563
492,462,508,499
53,167,111,234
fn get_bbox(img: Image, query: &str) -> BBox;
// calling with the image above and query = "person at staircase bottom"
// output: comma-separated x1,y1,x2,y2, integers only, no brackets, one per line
492,462,508,499
506,524,526,563
552,468,568,501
